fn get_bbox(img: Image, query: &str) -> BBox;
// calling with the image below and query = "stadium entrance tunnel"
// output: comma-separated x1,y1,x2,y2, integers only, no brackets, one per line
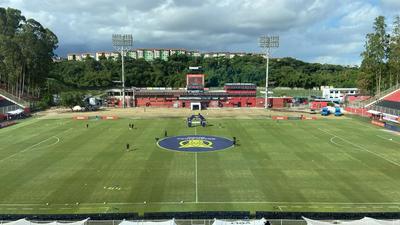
157,135,234,152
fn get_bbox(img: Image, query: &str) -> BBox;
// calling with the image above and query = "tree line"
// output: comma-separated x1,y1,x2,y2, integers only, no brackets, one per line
50,54,360,90
359,15,400,94
0,7,58,99
1,6,399,106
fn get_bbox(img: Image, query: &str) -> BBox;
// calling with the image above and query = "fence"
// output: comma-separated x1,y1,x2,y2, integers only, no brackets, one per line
344,107,371,118
3,210,400,224
268,88,321,98
0,105,21,114
369,105,400,117
363,83,400,108
0,219,307,225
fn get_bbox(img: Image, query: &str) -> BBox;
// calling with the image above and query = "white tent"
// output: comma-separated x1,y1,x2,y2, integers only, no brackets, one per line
212,218,266,225
72,105,83,112
119,219,177,225
367,110,383,115
6,109,24,115
0,218,89,225
303,217,400,225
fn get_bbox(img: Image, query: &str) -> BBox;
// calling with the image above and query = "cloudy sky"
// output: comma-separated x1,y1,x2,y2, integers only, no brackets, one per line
1,0,400,65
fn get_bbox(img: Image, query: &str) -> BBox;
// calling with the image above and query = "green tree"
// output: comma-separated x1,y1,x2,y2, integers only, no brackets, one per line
51,55,359,91
360,16,389,94
0,7,58,99
388,15,400,86
60,91,84,110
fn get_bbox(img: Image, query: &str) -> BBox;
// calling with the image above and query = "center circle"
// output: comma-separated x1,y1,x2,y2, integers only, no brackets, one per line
157,135,234,152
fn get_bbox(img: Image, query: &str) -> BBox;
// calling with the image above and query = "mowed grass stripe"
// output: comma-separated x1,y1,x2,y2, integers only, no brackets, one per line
307,121,400,201
0,117,400,213
125,119,195,206
0,121,105,202
0,120,72,158
42,120,131,204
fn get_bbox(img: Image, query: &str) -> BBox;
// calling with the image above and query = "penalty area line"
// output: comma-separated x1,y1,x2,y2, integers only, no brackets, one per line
330,136,344,147
1,201,400,206
319,128,400,167
377,135,400,145
0,136,58,163
0,128,72,163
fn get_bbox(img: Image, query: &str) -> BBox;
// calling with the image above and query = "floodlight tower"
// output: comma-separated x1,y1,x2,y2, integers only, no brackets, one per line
259,35,279,109
112,34,133,108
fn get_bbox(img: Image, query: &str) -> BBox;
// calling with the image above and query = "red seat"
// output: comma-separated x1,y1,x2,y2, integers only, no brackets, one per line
384,90,400,102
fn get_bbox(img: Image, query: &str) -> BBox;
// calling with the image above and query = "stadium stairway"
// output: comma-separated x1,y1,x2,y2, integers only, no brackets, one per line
364,83,400,107
0,88,30,108
345,84,400,117
0,88,30,115
365,85,400,116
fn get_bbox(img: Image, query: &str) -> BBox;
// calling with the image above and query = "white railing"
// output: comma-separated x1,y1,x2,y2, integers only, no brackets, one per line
364,83,400,108
0,105,21,114
369,105,400,117
0,88,30,108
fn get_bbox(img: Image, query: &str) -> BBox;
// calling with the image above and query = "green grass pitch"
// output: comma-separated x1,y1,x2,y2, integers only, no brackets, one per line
1,116,400,214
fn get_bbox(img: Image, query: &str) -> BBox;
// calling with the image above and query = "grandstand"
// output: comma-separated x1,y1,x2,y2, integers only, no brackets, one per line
0,88,31,122
108,69,252,108
105,69,297,109
0,96,17,108
367,87,400,116
346,84,400,117
375,100,400,111
374,89,400,110
0,97,19,118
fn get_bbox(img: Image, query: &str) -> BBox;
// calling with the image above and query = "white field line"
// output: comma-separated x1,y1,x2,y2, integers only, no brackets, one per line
192,201,400,205
347,118,374,129
377,135,400,145
195,152,198,203
193,125,198,203
40,136,60,148
0,128,72,163
1,201,400,206
319,128,400,167
330,136,344,147
381,129,400,136
0,136,58,163
0,120,71,148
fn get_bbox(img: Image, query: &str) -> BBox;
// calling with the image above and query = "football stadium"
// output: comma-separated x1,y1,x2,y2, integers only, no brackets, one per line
2,69,400,221
1,109,400,215
2,2,400,225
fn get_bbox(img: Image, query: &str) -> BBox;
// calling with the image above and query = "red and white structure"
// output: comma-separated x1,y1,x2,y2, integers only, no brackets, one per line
106,68,292,109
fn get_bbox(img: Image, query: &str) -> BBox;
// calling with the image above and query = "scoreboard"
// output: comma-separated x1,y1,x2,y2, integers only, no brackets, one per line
186,67,205,91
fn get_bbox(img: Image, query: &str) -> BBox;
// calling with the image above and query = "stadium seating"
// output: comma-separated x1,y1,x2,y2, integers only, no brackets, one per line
371,89,400,112
361,87,400,116
383,89,400,102
0,87,31,108
0,97,15,107
376,100,400,110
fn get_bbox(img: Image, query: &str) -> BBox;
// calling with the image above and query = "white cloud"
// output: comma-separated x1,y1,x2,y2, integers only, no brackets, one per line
0,0,396,65
381,0,400,9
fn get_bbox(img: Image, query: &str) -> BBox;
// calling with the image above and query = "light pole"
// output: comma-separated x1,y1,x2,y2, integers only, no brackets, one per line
259,35,279,109
112,34,133,108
